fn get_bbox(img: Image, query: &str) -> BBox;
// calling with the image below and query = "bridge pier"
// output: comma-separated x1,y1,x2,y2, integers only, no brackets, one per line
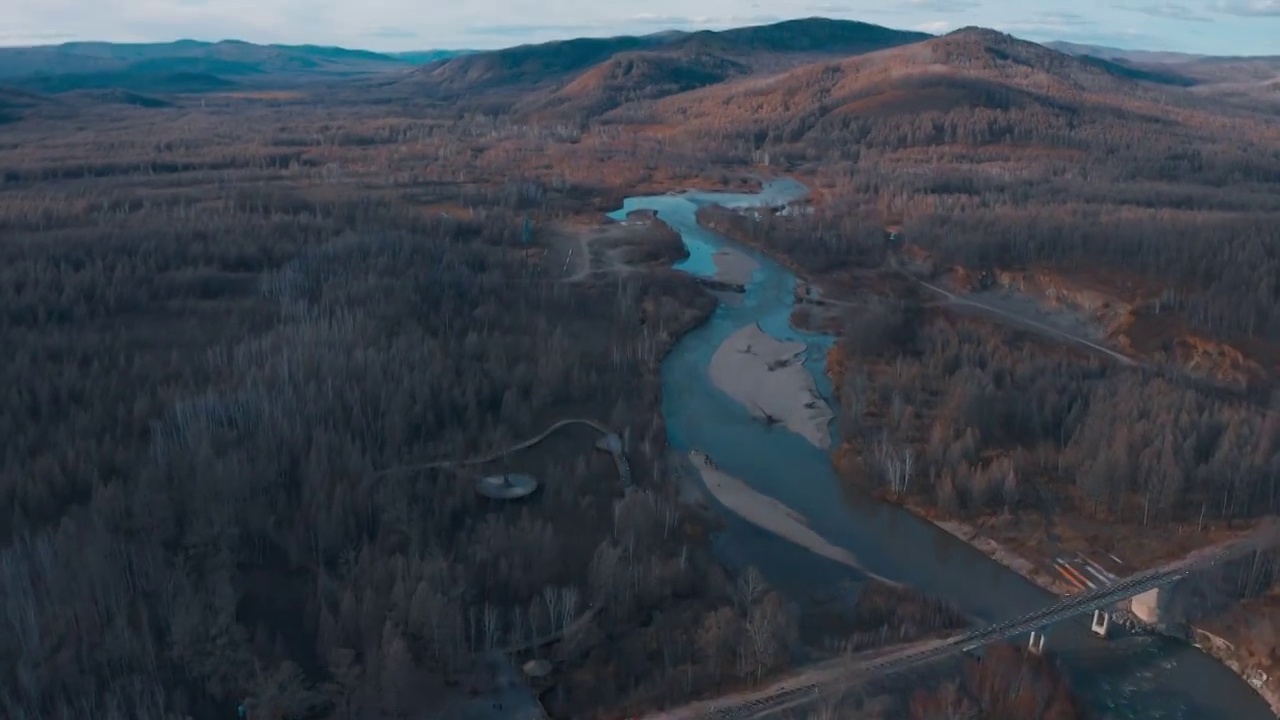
1090,609,1111,638
1027,631,1046,655
1131,587,1165,624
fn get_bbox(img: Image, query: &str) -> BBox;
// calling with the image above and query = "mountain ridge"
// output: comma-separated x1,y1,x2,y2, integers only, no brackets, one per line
416,18,933,91
4,19,1276,116
595,27,1236,150
0,39,425,94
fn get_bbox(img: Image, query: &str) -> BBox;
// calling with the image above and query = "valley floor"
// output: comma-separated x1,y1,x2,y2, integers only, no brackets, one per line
692,195,1280,715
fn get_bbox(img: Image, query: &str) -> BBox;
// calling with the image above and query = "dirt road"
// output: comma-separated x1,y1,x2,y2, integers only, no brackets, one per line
908,273,1140,367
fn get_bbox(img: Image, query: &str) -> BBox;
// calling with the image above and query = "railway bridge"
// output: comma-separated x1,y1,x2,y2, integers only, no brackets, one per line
645,519,1280,720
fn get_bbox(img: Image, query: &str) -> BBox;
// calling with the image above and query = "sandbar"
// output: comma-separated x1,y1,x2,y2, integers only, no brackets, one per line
709,322,834,449
711,248,758,285
689,451,899,587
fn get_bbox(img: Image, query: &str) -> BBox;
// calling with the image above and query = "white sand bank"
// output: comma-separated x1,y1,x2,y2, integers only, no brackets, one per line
709,322,834,449
689,451,900,587
711,248,758,285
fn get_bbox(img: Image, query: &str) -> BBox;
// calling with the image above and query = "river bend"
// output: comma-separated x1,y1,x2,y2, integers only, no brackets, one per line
608,179,1273,720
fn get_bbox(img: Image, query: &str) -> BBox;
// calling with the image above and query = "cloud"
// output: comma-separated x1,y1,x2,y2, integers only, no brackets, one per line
991,16,1157,48
624,13,783,27
1029,11,1094,26
803,2,853,11
911,20,956,33
880,0,981,13
367,27,418,39
987,10,1117,40
1209,0,1280,14
1125,2,1214,21
464,23,607,37
463,13,782,39
0,30,77,45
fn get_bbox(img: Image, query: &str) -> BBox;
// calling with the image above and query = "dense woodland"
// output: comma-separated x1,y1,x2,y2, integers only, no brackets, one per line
644,29,1280,531
831,307,1280,525
0,104,844,719
0,89,986,718
621,29,1280,700
673,69,1280,530
904,644,1083,720
707,181,1280,553
604,31,1280,350
6,19,1280,718
689,143,1280,349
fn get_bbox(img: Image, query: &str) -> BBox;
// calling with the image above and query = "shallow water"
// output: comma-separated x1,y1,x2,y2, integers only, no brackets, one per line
608,180,1274,720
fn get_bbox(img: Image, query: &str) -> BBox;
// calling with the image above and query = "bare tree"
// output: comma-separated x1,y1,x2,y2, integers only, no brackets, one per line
734,566,767,613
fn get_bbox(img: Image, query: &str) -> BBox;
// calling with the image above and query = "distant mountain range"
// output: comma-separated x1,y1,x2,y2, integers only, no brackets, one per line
1046,40,1280,95
0,40,476,93
399,20,1279,121
389,49,478,64
415,18,933,92
0,19,1275,118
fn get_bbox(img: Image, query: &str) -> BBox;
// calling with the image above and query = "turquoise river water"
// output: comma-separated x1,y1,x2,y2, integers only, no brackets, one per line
607,179,1274,720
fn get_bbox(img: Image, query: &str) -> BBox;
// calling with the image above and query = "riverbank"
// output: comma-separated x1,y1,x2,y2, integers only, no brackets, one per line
1193,610,1280,713
695,204,819,284
689,192,1280,717
708,322,834,450
827,317,1280,714
691,198,1141,601
502,216,738,719
937,511,1280,713
930,517,1081,597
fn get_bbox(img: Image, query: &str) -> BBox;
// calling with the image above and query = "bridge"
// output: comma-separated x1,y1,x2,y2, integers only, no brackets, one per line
644,519,1280,720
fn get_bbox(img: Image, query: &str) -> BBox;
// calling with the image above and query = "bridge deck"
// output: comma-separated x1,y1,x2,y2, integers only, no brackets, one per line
647,520,1280,719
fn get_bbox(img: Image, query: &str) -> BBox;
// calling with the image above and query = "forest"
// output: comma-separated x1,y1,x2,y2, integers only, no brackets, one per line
904,644,1083,720
0,88,983,719
830,306,1280,525
631,36,1280,698
0,100,819,720
6,22,1279,718
669,68,1280,531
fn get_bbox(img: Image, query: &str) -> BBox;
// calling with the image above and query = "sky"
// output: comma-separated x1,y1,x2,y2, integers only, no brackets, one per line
5,0,1278,56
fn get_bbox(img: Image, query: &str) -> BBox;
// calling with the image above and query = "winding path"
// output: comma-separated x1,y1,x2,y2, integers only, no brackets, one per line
373,418,628,484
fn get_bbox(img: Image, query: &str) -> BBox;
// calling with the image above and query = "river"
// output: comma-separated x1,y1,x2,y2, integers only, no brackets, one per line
607,179,1274,720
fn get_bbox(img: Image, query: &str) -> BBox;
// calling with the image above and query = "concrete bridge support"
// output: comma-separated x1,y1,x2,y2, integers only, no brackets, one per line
1131,587,1164,624
1027,631,1047,655
1091,609,1111,638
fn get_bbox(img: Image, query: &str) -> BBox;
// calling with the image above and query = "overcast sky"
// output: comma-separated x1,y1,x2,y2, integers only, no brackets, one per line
5,0,1278,55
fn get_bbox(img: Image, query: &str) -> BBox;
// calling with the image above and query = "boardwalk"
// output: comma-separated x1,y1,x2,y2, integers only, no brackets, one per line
374,418,629,486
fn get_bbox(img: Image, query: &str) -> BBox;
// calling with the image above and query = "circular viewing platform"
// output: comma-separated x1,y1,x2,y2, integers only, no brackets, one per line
476,473,539,500
595,433,623,455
